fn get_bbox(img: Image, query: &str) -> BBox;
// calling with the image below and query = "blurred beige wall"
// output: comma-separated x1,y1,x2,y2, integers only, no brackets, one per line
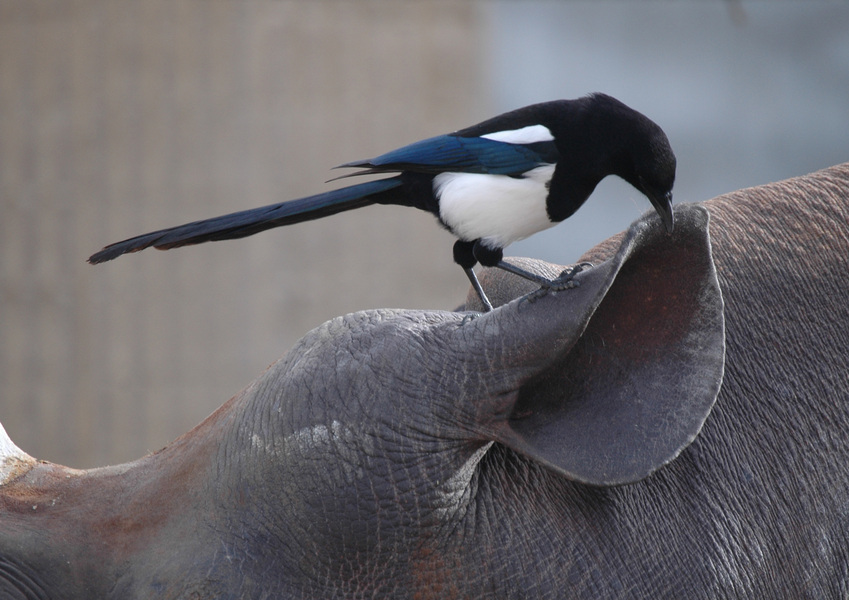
0,1,484,467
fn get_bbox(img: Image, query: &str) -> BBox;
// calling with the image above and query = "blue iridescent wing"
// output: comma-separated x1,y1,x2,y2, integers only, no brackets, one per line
337,134,558,177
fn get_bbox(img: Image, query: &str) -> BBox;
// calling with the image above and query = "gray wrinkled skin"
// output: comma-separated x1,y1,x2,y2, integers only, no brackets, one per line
2,163,848,599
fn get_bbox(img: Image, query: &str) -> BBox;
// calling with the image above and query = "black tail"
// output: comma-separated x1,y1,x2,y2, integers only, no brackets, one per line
88,177,405,264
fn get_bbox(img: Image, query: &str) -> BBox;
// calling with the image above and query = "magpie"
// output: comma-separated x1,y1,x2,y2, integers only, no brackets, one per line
89,93,676,311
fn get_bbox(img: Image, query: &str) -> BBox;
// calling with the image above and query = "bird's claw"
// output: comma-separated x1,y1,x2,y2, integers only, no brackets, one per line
550,278,581,291
548,261,593,290
518,287,551,309
518,261,593,308
460,312,481,325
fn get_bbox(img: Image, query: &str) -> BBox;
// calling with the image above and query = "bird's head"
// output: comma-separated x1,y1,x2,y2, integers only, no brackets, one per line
632,130,676,234
579,93,677,234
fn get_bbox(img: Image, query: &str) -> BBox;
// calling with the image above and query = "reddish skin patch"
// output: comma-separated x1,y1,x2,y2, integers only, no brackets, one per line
411,544,463,600
0,393,239,567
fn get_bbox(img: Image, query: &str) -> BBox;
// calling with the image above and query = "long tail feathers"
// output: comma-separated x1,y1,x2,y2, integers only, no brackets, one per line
88,177,404,264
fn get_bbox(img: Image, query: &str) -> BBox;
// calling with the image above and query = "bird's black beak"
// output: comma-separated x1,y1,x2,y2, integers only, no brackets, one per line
650,191,675,234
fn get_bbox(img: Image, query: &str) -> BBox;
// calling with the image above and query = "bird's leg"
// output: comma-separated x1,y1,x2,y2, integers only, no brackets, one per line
495,260,593,291
494,260,562,288
551,261,594,286
454,240,494,312
463,268,494,312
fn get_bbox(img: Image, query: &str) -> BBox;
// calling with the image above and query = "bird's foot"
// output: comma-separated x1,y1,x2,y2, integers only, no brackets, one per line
499,260,593,308
464,261,594,313
496,260,592,291
548,261,593,290
460,312,481,325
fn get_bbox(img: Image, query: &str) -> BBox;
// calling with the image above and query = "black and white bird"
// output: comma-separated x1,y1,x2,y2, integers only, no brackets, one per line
89,93,676,311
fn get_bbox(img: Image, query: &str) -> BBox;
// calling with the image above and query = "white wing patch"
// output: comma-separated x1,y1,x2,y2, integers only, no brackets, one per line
434,164,556,249
480,124,554,145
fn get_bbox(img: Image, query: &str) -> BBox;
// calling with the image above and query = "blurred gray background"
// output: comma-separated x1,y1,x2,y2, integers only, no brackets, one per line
1,1,847,467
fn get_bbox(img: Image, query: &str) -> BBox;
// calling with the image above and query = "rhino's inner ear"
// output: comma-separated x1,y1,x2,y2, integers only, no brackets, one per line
492,206,725,486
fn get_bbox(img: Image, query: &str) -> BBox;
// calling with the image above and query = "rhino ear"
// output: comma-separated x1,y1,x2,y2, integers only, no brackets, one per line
493,205,725,486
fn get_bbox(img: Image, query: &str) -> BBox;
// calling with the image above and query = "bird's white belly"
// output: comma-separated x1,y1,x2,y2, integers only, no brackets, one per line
434,164,556,248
